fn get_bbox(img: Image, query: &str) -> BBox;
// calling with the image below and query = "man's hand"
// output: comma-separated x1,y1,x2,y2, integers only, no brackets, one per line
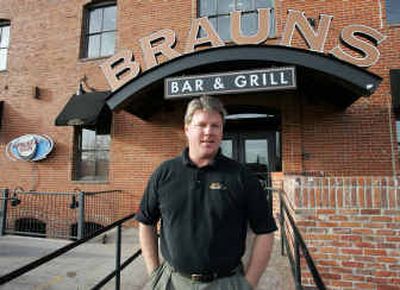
245,232,275,288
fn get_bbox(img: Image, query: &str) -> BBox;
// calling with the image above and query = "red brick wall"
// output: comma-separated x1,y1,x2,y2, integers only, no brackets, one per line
284,176,400,290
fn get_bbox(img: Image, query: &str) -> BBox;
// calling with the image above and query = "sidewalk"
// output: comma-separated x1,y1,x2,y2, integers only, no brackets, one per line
0,229,294,290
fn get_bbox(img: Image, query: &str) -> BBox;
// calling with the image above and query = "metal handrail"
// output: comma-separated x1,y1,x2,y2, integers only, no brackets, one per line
266,187,326,290
0,212,140,290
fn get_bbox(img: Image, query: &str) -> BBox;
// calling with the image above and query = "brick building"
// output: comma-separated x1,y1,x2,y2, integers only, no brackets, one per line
0,0,399,289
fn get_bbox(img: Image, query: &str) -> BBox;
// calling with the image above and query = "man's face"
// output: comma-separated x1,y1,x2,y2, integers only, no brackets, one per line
185,109,223,162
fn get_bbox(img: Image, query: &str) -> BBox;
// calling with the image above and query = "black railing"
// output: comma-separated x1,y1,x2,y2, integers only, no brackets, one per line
0,212,141,290
266,187,326,290
0,188,129,239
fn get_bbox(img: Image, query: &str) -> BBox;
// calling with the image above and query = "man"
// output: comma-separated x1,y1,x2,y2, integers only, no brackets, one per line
136,95,277,290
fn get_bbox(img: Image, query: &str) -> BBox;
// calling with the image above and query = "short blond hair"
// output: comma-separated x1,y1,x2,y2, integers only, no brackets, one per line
184,95,227,126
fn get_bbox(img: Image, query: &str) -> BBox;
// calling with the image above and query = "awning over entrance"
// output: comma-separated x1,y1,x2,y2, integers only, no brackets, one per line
106,45,382,119
55,91,110,126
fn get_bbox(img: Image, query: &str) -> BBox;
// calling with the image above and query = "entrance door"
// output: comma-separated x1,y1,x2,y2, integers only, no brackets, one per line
221,131,280,186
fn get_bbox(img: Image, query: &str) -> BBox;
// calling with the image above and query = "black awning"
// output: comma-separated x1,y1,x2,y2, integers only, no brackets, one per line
55,91,110,126
0,101,3,128
106,45,382,119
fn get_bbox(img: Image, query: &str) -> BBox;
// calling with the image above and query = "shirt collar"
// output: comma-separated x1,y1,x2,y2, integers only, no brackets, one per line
182,147,222,168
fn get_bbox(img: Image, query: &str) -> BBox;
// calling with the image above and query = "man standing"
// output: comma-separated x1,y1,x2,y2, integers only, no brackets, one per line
136,95,277,289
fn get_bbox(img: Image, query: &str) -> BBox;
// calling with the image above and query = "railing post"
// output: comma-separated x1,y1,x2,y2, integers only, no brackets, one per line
280,193,285,256
294,238,302,290
0,189,9,236
77,191,85,240
115,225,122,290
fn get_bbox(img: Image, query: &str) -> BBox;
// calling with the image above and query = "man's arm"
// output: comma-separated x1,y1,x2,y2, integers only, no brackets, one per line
245,232,275,289
138,222,160,275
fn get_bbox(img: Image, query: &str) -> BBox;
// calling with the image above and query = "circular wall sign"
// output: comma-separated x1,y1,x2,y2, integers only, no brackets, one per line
5,134,54,162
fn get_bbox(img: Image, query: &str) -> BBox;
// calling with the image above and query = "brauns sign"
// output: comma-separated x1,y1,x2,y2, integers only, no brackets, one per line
165,67,296,99
101,9,386,92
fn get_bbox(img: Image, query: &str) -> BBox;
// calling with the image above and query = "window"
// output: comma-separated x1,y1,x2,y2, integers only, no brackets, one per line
198,0,275,41
0,20,10,71
221,139,233,158
386,0,400,25
82,2,117,59
73,121,111,181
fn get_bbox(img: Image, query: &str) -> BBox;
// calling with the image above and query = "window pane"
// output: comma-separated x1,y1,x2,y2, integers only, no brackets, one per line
236,0,253,11
221,139,233,158
199,16,217,37
396,121,400,144
88,34,100,58
77,150,109,180
89,8,102,33
0,25,10,48
96,151,109,179
100,32,115,56
387,0,400,24
256,0,273,8
81,128,96,150
242,12,258,35
103,6,117,31
79,151,96,179
245,139,268,166
217,15,230,40
218,0,234,14
96,134,111,150
0,49,7,70
200,0,217,16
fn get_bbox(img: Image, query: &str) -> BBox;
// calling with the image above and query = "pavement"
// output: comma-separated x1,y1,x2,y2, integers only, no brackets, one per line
0,228,294,290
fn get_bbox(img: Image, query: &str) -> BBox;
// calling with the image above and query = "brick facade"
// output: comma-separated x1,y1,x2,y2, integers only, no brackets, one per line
0,0,399,289
284,176,400,289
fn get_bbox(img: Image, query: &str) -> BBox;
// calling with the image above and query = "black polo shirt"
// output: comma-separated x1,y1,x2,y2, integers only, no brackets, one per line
136,148,277,274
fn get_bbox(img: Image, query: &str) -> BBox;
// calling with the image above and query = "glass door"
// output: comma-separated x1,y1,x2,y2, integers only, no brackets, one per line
221,131,280,186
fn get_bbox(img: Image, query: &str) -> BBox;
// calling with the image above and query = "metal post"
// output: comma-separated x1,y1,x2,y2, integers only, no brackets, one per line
115,225,122,290
0,189,9,236
294,238,302,290
280,196,285,256
77,192,85,240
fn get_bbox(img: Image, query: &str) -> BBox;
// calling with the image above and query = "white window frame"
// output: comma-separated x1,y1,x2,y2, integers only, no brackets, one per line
198,0,275,41
0,21,10,71
82,1,117,59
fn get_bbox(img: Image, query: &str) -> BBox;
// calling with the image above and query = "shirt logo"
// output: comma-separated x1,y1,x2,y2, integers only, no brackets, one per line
209,182,225,190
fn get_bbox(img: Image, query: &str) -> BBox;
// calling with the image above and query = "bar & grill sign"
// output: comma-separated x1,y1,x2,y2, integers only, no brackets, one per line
165,66,296,99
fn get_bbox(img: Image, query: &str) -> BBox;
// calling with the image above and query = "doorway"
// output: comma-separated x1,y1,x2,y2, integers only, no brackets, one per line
220,108,281,186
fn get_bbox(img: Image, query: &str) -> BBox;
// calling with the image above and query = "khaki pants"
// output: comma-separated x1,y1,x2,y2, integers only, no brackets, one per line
149,262,253,290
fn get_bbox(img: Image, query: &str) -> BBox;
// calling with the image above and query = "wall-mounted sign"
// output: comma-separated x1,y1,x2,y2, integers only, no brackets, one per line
5,134,54,162
101,9,386,92
165,67,296,99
